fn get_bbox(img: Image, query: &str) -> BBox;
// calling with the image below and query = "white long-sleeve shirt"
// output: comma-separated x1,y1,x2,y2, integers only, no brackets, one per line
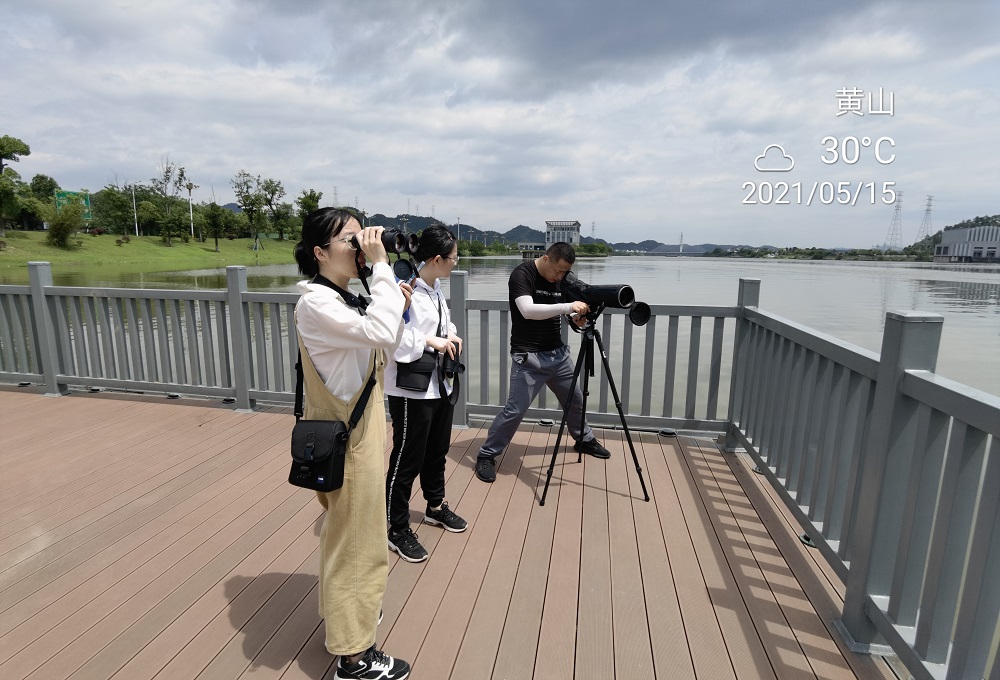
294,262,405,401
384,276,458,400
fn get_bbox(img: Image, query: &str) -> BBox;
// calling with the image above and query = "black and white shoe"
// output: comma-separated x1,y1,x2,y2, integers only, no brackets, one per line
424,502,468,532
334,645,410,679
388,528,429,563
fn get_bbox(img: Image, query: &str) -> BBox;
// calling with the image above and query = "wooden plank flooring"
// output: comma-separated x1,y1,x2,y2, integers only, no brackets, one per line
0,386,901,680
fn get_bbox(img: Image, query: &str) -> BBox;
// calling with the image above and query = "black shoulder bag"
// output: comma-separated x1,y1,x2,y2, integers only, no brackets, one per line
289,276,377,493
394,290,444,392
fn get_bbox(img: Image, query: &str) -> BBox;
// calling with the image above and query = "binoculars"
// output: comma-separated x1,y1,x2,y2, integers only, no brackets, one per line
440,352,465,379
351,227,419,256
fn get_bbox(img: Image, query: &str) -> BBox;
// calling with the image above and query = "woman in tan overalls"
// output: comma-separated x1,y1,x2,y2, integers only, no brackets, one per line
293,208,412,680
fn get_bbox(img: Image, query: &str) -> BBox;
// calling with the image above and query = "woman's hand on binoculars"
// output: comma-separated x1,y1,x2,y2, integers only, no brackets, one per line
447,333,463,356
426,336,457,359
357,227,389,265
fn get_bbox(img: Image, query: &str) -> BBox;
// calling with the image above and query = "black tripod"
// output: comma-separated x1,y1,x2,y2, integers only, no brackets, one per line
539,310,650,506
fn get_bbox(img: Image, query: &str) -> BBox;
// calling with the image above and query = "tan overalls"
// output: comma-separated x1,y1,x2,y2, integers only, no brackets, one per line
297,338,388,656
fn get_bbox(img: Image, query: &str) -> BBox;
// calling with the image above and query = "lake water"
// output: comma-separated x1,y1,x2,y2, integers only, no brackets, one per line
4,257,998,395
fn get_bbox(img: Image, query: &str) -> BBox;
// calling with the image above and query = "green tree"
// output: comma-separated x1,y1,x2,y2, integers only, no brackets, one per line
272,201,297,242
295,189,323,219
0,135,30,174
136,200,162,235
259,177,287,239
203,202,228,252
92,184,136,236
0,169,22,237
231,170,265,248
150,157,188,246
45,199,85,248
160,208,188,246
29,174,59,201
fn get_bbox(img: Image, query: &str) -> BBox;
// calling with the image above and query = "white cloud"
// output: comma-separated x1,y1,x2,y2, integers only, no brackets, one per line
1,0,998,247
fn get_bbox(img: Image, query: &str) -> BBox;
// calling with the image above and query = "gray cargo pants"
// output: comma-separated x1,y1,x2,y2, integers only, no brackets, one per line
478,345,595,460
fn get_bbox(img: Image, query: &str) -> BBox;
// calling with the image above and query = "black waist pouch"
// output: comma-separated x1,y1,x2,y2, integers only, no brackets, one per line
395,351,437,391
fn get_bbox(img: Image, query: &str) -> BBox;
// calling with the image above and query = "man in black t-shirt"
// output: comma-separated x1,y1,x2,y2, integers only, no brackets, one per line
475,242,612,483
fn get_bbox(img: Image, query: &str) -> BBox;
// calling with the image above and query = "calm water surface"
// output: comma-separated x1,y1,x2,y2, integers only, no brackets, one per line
6,257,998,395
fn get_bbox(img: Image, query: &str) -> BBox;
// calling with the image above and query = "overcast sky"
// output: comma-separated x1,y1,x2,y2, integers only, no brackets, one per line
3,0,998,247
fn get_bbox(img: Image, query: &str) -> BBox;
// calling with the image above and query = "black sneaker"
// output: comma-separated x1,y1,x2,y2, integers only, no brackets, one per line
424,502,468,532
574,438,611,459
335,645,410,679
475,456,496,483
388,528,428,563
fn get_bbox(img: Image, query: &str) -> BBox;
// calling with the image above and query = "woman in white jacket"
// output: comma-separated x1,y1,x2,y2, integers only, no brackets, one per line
384,224,467,563
293,208,412,680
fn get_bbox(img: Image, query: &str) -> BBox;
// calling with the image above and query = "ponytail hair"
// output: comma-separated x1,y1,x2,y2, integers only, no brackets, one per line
413,222,458,263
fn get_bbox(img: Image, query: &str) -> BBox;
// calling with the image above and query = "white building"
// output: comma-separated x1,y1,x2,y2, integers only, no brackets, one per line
545,220,581,246
933,224,1000,262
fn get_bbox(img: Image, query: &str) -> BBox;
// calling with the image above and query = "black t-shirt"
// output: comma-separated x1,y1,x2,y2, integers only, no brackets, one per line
509,261,565,352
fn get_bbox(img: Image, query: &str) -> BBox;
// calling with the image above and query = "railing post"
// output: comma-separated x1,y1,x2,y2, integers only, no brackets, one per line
838,310,943,651
28,262,67,397
226,266,255,412
450,270,469,427
724,278,760,451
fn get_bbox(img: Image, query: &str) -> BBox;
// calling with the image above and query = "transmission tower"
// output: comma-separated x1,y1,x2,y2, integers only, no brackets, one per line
333,186,339,207
883,192,903,252
591,221,595,239
679,232,684,254
915,195,933,243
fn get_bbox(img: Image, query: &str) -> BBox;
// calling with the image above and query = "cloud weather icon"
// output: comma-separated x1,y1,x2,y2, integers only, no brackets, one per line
754,144,795,172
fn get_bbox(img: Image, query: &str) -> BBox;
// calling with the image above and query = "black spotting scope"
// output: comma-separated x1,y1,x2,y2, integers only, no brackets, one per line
563,272,651,326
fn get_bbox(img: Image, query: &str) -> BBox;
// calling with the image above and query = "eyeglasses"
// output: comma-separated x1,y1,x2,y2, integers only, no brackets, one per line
444,255,460,263
321,235,359,251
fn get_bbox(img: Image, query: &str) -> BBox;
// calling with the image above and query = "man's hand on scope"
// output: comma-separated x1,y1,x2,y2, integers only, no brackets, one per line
568,300,590,327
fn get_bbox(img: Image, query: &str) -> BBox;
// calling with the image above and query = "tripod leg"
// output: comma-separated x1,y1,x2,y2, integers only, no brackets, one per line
593,330,650,502
540,339,589,506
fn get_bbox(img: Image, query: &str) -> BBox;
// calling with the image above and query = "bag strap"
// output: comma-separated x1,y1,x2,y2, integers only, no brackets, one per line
294,274,376,424
295,353,377,424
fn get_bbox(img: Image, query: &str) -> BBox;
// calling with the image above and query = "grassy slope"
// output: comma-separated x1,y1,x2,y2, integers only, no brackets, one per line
0,230,296,274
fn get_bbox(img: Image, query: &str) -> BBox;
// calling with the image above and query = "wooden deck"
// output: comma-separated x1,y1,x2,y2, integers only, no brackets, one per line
0,386,902,680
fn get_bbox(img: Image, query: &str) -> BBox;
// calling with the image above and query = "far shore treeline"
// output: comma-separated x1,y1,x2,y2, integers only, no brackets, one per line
2,133,996,265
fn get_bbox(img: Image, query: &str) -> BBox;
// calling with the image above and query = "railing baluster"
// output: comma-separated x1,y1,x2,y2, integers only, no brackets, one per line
685,316,701,420
799,354,831,515
888,402,949,626
914,421,989,663
946,437,1000,680
661,316,678,417
707,316,724,420
167,299,185,385
641,315,656,417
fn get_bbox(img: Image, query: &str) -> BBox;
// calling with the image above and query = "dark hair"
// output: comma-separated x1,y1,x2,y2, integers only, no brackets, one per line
413,222,457,262
545,241,576,265
293,208,360,276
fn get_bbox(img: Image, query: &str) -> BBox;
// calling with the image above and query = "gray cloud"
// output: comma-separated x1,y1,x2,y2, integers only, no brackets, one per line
2,0,998,247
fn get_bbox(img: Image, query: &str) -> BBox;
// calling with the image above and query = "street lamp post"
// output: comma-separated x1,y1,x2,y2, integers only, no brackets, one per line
129,182,138,236
184,181,199,240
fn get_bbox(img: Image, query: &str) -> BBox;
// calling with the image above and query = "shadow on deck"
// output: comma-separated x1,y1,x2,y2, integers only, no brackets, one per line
0,388,902,679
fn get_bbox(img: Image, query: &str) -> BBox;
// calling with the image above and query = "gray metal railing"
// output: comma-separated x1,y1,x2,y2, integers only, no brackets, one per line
2,264,998,680
725,279,1000,680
